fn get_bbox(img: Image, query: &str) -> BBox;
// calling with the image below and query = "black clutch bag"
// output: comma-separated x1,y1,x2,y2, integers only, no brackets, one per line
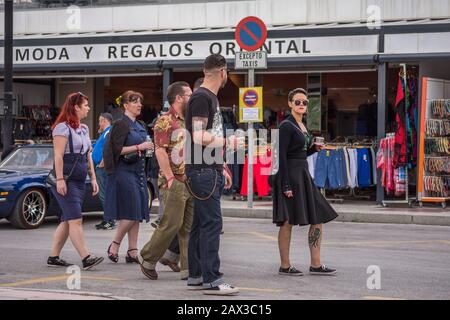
122,151,142,164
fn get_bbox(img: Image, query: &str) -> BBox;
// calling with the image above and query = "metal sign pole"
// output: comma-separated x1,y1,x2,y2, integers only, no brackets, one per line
1,1,14,154
247,68,255,208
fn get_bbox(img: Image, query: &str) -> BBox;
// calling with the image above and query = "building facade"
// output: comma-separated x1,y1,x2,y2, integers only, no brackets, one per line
1,0,450,201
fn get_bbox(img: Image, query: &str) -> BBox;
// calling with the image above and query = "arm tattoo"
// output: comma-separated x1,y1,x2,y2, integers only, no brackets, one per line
192,117,208,132
308,228,321,248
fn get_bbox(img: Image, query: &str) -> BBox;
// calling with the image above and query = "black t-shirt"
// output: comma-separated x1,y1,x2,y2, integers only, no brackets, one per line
185,87,224,171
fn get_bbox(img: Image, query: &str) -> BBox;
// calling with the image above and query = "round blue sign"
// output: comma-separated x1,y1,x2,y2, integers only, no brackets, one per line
235,17,267,51
243,89,259,107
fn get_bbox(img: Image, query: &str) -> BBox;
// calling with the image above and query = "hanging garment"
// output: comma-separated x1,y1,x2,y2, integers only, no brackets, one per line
307,152,318,179
314,148,349,190
347,148,359,188
407,79,418,168
394,167,407,197
377,137,396,194
369,147,377,185
342,147,352,187
357,148,372,187
240,152,272,197
394,77,408,168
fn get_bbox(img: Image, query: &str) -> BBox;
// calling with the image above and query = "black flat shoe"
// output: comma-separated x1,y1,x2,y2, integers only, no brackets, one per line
107,241,120,263
126,248,139,264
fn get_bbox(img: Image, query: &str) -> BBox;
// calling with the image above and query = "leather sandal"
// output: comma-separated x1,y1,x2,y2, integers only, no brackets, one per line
126,248,139,264
107,241,120,263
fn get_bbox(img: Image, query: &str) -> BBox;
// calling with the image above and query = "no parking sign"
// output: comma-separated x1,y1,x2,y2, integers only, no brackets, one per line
239,87,263,122
235,16,267,51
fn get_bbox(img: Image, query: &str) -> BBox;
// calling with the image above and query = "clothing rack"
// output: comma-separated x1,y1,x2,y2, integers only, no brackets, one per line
382,64,414,208
319,140,376,202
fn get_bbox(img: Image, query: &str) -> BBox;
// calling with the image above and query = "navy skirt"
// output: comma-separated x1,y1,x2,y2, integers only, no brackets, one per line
104,159,150,222
272,158,338,226
51,180,86,222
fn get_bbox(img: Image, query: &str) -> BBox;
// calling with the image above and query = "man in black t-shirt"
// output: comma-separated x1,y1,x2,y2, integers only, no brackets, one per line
185,54,242,296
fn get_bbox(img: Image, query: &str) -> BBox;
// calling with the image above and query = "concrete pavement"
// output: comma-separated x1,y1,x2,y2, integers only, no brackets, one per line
153,196,450,226
1,216,450,300
0,287,132,300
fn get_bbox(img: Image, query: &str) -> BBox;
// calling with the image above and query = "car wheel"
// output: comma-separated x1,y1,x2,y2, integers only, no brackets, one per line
8,189,47,229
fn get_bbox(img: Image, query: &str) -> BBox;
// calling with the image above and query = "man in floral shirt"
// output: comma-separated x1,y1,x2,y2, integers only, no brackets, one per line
139,81,194,281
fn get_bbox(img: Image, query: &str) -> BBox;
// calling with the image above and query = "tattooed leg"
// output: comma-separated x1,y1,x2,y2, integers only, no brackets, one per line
309,224,323,267
308,227,321,248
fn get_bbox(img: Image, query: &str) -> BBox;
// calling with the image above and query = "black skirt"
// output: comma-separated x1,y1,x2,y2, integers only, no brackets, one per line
272,158,338,226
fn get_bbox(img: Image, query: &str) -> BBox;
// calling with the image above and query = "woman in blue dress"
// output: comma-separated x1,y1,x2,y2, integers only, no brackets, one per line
103,91,154,263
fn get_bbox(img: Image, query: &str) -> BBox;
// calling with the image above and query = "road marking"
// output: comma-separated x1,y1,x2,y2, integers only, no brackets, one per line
239,287,282,293
363,296,406,300
436,240,450,245
249,231,278,241
0,274,123,287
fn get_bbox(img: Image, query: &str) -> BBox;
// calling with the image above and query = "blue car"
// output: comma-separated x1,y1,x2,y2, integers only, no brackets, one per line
0,144,156,229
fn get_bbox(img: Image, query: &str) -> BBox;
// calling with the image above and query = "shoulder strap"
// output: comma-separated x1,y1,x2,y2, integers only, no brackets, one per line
66,124,74,154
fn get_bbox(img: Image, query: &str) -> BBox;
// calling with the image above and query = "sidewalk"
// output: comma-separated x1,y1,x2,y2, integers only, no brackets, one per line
151,197,450,226
0,287,132,300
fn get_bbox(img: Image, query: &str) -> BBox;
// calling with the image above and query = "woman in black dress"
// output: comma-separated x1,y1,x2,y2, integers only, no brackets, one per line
272,88,338,276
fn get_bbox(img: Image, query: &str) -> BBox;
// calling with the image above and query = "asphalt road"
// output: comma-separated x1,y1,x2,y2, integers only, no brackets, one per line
0,214,450,300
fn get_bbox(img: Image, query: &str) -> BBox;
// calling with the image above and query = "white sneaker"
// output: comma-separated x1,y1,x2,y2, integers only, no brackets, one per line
203,283,239,296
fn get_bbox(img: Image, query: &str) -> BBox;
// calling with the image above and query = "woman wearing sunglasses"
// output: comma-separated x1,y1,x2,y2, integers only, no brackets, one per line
47,92,104,270
272,88,338,276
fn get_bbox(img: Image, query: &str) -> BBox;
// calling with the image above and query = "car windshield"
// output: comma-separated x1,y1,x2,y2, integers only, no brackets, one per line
0,147,54,171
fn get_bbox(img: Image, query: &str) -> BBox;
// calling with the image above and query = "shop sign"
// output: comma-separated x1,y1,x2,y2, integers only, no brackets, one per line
0,35,378,65
239,87,263,123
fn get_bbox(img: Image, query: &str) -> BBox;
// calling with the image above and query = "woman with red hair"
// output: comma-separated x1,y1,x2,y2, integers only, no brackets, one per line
47,92,104,270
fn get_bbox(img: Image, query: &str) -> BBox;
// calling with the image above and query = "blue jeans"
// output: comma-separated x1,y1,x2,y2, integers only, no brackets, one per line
314,150,346,190
95,166,107,207
186,168,225,287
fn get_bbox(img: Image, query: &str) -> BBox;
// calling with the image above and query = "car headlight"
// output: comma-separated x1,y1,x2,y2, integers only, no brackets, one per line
0,191,9,202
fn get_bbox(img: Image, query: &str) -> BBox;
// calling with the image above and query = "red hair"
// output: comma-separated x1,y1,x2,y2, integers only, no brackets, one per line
52,92,88,130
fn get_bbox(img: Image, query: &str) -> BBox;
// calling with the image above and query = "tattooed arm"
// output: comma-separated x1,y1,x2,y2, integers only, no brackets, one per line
192,116,227,148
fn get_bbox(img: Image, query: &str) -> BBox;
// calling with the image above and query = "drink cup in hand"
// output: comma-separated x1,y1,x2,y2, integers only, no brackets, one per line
313,136,325,146
145,135,153,157
234,129,246,149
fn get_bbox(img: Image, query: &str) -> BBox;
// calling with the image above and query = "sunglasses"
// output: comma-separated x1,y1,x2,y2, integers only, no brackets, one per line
129,98,142,103
294,99,309,107
71,91,87,104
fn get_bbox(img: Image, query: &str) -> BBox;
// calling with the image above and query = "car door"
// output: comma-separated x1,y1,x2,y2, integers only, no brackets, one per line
82,175,102,212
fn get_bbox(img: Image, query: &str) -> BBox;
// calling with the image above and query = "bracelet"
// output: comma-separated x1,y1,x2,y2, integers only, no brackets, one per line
56,178,65,181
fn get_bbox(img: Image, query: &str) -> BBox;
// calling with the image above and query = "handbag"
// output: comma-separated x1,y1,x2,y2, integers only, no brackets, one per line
122,150,142,164
121,120,148,164
46,158,79,187
46,125,85,187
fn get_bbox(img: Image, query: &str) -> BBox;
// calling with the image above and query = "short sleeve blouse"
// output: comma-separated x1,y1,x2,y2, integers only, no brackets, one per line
52,122,91,155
